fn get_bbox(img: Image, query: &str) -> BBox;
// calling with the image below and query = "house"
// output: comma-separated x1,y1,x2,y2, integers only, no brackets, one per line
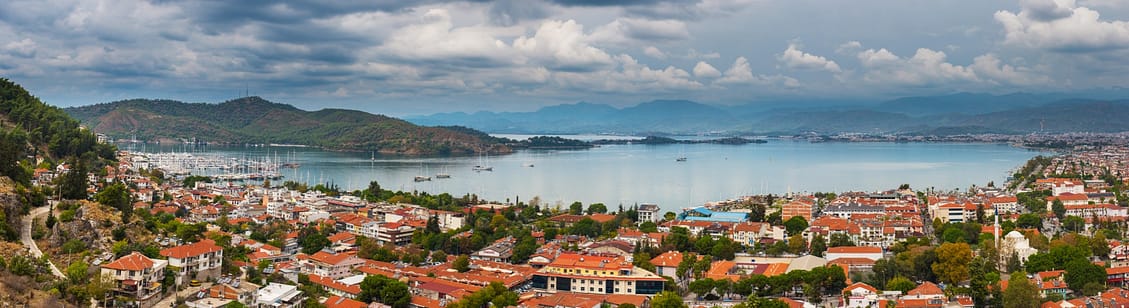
650,251,683,278
472,237,516,262
932,202,977,223
100,252,168,307
637,203,661,223
256,283,305,308
988,196,1020,214
309,274,363,299
302,251,366,279
842,282,880,308
325,295,368,308
531,253,665,295
730,222,770,246
903,282,944,300
160,239,224,285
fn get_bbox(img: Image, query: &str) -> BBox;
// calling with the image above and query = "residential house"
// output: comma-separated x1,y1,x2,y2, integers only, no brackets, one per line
100,252,168,307
302,251,365,280
160,239,224,285
255,283,305,308
531,253,666,295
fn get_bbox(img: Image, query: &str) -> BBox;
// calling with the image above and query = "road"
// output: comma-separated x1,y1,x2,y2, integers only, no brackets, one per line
21,205,65,278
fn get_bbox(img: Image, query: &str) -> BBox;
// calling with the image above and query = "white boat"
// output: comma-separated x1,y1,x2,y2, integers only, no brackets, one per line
522,162,535,167
414,176,431,182
473,165,493,171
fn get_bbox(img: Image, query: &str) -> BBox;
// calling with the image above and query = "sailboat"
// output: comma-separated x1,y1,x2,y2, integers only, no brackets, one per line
473,152,493,171
415,162,431,182
435,166,451,179
370,151,376,162
676,145,687,162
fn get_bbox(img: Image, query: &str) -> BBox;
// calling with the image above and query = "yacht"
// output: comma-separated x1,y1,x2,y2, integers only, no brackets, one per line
414,175,432,182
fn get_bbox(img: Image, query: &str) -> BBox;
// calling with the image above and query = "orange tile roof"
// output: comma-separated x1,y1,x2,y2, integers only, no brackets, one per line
826,246,882,254
325,295,368,308
844,282,878,294
706,261,739,281
650,251,684,267
309,274,361,295
160,239,223,259
762,263,789,277
310,251,358,266
907,282,944,296
102,252,156,271
548,253,631,271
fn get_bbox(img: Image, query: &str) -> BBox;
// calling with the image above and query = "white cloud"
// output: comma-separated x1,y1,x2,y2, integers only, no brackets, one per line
692,61,721,78
836,41,862,54
716,57,798,87
4,38,37,57
969,54,1051,86
513,19,615,71
996,0,1129,52
590,18,690,45
644,46,667,59
856,47,978,86
778,43,841,73
377,9,516,64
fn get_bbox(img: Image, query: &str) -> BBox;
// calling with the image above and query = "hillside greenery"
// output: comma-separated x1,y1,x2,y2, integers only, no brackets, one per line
66,97,511,155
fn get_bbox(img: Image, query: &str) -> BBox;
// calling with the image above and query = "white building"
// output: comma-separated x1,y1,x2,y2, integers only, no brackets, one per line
255,283,305,308
825,246,884,262
100,252,168,307
843,282,881,308
160,239,224,285
1000,231,1038,269
638,204,660,223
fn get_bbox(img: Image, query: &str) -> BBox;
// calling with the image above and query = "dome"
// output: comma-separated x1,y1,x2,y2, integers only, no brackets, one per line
1005,230,1025,238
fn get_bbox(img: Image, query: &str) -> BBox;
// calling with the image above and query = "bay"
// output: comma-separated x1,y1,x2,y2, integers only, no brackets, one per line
127,138,1044,213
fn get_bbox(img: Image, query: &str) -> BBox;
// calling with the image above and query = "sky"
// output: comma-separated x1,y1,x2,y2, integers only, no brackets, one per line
3,0,1129,116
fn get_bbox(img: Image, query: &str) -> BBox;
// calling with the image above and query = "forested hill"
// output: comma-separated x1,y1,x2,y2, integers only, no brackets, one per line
65,97,511,155
0,78,116,186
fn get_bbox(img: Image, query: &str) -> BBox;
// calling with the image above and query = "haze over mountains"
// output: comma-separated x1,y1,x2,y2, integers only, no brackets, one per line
406,93,1129,135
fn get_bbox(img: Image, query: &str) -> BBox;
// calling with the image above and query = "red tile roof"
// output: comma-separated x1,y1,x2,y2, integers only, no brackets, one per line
102,252,156,271
160,239,223,259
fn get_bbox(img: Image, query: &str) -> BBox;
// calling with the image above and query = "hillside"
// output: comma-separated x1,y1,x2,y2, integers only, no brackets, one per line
66,97,512,155
407,94,1129,136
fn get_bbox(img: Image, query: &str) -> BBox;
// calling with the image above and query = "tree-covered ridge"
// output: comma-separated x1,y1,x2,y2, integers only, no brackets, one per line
0,78,116,185
66,97,512,155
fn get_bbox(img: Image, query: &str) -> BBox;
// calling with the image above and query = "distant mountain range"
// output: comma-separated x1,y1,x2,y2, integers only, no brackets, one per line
406,93,1129,135
65,97,510,155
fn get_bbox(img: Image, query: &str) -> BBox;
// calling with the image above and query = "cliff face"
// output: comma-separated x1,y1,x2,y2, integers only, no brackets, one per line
0,177,23,243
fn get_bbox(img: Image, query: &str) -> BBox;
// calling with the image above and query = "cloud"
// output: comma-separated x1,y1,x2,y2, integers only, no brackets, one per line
969,54,1052,86
591,18,691,44
692,61,721,78
850,44,1048,88
778,43,841,73
377,9,516,66
513,19,616,71
487,0,551,26
716,57,798,87
836,41,862,54
644,46,668,58
996,0,1129,52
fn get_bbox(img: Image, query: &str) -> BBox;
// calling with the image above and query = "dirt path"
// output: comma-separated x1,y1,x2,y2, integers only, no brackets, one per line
21,206,65,278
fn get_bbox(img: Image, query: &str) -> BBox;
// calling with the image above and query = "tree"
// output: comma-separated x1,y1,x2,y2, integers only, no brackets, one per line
58,159,89,200
689,278,716,298
829,233,855,247
1093,231,1111,258
1062,216,1086,233
586,203,607,214
885,276,915,293
1052,199,1066,218
787,234,807,255
932,242,972,286
809,234,827,257
95,182,132,223
1064,259,1106,295
358,275,410,308
1003,271,1041,308
569,202,583,215
651,291,688,308
942,227,966,243
783,216,808,236
640,221,658,233
663,212,676,221
1016,213,1042,229
453,255,470,272
66,261,89,285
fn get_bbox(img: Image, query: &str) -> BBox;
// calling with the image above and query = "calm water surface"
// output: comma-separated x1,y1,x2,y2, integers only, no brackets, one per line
128,137,1043,212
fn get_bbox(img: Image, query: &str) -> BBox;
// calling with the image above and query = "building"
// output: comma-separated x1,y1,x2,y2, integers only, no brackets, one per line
637,203,660,223
932,202,977,223
999,231,1037,269
531,253,665,295
375,222,414,246
472,237,516,262
160,239,224,285
302,251,365,280
822,203,884,219
650,251,683,278
256,283,305,308
824,246,883,262
842,282,881,308
781,201,813,222
100,252,168,307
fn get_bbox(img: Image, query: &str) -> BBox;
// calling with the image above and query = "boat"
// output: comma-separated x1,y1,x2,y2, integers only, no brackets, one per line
522,162,535,167
414,176,431,182
473,165,493,171
676,157,687,162
435,173,451,179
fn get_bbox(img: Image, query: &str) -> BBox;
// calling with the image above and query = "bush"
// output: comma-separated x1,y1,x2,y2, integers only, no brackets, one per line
59,210,76,222
62,239,86,254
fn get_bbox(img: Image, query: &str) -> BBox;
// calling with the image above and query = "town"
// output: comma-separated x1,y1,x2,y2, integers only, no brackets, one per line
9,144,1129,308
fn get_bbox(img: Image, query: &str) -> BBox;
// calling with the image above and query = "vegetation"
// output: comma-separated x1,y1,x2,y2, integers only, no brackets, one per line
66,97,510,155
357,274,411,308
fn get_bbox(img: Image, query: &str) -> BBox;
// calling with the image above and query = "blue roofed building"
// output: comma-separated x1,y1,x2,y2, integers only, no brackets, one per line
678,207,748,223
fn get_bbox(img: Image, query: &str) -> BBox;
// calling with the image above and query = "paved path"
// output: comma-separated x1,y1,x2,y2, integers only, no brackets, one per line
21,206,65,278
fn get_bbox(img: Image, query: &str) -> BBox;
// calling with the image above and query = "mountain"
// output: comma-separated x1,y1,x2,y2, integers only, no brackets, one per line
408,93,1129,135
65,97,511,155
